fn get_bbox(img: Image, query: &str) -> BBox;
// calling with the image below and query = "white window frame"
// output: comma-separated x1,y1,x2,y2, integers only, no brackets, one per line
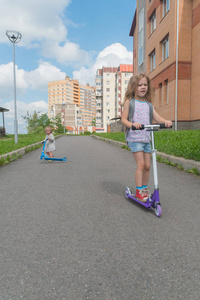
150,51,156,71
162,36,169,61
151,12,156,34
163,0,170,17
138,8,144,66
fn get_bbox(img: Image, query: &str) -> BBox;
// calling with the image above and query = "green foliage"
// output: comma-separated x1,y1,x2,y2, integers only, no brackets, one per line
154,130,200,161
91,117,96,126
0,134,44,155
95,132,126,143
22,111,51,134
94,130,200,162
51,113,65,133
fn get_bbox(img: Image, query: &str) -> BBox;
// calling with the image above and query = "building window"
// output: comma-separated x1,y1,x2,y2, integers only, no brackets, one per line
163,79,169,105
106,81,110,85
163,0,170,17
138,8,144,66
159,83,163,106
162,35,169,61
150,50,156,71
106,88,110,92
150,11,156,34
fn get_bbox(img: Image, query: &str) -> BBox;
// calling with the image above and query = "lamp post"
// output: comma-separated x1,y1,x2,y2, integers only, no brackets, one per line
6,30,22,143
62,102,66,134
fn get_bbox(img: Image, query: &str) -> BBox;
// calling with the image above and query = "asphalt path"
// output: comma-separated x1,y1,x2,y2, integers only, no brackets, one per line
1,136,200,300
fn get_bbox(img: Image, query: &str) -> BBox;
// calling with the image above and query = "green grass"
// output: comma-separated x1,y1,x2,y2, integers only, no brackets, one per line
94,130,200,162
0,134,47,155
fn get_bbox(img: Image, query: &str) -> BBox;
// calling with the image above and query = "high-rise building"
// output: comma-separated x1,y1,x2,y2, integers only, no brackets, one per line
95,65,133,132
48,76,96,131
130,0,200,129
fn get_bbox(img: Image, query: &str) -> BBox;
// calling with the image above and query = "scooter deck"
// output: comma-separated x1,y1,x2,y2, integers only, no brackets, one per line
127,193,152,209
44,156,67,162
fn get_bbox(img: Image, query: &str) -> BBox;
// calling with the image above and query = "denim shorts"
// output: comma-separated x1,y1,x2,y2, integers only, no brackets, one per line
128,142,152,153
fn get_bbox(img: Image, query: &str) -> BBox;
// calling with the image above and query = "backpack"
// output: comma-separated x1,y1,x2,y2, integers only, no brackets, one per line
125,98,153,143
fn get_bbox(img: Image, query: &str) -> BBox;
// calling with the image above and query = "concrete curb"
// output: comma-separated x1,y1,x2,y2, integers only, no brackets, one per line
0,135,63,162
91,135,200,173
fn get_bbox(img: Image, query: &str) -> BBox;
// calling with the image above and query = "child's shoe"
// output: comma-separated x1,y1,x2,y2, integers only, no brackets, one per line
135,189,148,202
142,187,151,199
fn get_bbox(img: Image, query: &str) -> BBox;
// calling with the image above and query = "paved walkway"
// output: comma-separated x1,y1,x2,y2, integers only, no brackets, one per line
1,136,200,299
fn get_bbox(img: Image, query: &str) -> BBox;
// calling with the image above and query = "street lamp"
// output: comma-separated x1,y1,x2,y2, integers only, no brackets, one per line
62,102,66,134
6,30,22,143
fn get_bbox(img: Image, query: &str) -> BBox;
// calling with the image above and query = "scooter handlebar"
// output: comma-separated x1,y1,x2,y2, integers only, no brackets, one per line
131,124,172,130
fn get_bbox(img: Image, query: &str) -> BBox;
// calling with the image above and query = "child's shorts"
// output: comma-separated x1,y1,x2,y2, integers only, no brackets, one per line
128,142,152,153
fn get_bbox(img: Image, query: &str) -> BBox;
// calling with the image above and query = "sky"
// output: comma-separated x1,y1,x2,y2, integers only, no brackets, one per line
0,0,136,134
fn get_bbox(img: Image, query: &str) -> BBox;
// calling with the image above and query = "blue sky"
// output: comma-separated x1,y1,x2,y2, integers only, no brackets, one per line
0,0,136,133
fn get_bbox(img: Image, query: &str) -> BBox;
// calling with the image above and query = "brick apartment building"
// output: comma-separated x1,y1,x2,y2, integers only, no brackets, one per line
95,64,133,132
48,77,96,132
130,0,200,129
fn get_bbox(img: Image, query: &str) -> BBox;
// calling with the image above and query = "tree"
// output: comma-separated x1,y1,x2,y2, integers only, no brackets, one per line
91,117,96,126
51,113,64,133
22,111,51,134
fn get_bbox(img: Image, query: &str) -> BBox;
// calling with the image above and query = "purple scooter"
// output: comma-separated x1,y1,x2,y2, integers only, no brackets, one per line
125,124,171,217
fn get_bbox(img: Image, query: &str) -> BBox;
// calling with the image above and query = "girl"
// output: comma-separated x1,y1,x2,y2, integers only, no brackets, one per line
121,72,172,202
44,126,56,158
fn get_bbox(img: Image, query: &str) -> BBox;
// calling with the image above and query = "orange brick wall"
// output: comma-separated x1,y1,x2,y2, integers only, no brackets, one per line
131,0,200,125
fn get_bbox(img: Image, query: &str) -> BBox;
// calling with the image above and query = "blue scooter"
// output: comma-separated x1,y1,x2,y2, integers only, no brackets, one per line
40,138,67,162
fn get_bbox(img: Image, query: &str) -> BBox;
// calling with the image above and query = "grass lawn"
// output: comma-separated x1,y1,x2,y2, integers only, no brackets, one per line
0,134,50,155
94,130,200,162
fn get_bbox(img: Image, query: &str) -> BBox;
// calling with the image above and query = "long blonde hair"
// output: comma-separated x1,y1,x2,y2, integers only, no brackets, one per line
122,72,154,105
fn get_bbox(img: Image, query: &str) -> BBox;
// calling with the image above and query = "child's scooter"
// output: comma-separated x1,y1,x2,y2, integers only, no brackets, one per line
125,124,171,217
40,139,67,162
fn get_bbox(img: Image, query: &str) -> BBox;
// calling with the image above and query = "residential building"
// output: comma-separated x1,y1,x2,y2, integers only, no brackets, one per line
48,76,96,132
95,64,133,132
130,0,200,129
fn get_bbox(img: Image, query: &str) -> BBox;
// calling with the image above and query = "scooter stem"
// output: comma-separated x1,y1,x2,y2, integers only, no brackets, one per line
151,130,159,189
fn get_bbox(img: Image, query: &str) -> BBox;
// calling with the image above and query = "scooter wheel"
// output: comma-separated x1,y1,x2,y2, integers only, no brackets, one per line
125,187,132,198
155,205,162,217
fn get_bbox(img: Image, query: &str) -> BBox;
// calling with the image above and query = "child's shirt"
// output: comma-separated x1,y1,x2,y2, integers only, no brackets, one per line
44,133,56,152
127,100,151,143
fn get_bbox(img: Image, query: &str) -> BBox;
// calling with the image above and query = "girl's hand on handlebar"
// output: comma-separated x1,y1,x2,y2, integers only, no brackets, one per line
165,120,173,128
132,122,142,130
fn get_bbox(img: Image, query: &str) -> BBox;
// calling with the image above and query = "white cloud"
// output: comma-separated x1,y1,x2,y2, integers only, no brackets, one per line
1,0,71,46
42,41,93,66
4,100,48,133
73,43,133,86
0,62,66,101
25,62,66,90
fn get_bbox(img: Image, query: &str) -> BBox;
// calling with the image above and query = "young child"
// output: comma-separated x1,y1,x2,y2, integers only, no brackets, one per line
44,126,55,158
121,72,172,202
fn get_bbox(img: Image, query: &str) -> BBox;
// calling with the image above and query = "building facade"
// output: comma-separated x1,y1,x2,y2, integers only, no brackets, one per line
48,76,96,132
130,0,200,129
95,65,133,132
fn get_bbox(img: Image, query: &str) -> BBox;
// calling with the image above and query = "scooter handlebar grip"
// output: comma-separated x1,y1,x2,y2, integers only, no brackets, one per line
131,124,144,130
159,124,173,129
159,123,166,129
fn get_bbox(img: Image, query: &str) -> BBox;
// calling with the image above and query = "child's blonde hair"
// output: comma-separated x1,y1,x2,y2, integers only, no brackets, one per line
45,126,52,133
122,72,154,105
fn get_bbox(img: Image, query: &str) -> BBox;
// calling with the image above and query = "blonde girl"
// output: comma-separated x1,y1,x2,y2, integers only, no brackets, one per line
44,126,56,158
121,72,172,202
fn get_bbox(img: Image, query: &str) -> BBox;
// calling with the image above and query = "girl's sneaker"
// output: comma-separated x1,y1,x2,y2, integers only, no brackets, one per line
143,187,151,199
135,189,148,202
